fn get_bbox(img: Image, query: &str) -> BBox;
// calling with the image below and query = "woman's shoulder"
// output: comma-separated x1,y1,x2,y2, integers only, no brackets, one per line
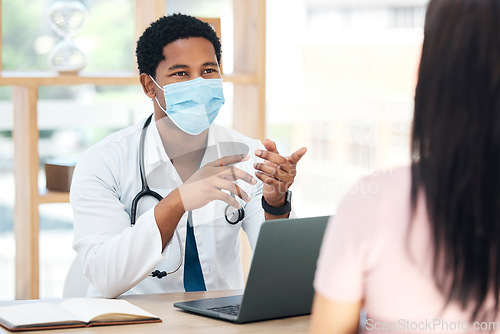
333,165,412,237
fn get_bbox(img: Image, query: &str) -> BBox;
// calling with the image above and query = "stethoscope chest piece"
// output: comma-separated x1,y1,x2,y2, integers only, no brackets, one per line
225,205,245,225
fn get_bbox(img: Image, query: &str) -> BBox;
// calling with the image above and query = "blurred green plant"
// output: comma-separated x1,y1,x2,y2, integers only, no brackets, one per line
2,0,46,71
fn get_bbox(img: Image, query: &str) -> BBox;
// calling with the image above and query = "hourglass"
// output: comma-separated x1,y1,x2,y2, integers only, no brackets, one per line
48,0,88,74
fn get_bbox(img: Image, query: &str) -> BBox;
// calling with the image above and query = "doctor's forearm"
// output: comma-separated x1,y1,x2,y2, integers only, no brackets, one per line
154,188,186,249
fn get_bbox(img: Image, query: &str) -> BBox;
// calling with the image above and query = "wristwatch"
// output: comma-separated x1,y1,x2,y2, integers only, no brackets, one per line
261,190,292,216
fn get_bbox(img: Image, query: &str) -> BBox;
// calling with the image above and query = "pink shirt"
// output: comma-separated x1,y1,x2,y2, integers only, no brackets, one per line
314,166,499,333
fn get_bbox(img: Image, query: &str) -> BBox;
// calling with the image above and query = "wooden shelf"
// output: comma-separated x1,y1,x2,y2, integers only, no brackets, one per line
222,73,258,85
0,71,139,86
37,189,70,204
0,71,258,86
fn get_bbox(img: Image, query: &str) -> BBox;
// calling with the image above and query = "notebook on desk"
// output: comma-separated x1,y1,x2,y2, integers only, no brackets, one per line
173,215,330,324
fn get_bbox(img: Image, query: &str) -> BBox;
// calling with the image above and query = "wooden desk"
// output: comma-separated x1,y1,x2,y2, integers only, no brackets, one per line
0,290,310,333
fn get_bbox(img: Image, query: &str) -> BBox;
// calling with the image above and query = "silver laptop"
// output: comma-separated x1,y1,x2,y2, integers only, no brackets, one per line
173,215,330,323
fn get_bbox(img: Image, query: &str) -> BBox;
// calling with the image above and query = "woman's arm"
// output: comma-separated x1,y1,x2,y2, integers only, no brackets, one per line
309,292,362,334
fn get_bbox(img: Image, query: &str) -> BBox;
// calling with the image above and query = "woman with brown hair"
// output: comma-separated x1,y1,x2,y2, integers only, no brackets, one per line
309,0,500,332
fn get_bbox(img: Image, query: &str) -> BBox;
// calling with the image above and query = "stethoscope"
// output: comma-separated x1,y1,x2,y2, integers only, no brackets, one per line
130,115,245,278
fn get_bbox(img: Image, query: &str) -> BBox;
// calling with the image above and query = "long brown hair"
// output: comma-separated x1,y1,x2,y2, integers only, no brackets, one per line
411,0,500,321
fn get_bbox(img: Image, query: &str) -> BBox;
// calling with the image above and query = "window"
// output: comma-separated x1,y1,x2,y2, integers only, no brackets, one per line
267,0,424,216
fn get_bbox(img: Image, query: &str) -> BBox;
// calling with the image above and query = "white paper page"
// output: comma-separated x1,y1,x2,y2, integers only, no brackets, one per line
0,303,83,327
58,298,157,323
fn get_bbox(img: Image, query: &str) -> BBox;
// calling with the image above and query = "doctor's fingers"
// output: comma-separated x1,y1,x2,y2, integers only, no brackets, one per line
254,149,293,173
217,166,257,185
208,154,250,168
255,172,289,194
214,179,251,203
212,188,243,209
253,162,295,183
287,147,307,165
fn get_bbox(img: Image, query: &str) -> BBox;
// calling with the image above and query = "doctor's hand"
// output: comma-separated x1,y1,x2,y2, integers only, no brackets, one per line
177,154,257,212
254,139,307,208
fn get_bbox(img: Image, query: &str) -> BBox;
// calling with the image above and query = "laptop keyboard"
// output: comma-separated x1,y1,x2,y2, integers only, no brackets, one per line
207,304,241,316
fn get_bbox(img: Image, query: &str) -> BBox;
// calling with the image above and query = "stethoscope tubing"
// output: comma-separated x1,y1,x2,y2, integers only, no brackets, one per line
130,115,163,225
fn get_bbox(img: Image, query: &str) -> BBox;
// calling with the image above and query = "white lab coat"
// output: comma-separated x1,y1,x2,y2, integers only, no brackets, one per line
70,117,267,298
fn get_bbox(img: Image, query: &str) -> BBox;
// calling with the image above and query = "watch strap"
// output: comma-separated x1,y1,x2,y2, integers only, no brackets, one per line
261,190,292,216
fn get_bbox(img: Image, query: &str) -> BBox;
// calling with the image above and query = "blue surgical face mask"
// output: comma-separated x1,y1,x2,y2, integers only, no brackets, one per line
149,76,225,135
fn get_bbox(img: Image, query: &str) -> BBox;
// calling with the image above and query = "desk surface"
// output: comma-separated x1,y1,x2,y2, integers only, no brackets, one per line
0,290,310,333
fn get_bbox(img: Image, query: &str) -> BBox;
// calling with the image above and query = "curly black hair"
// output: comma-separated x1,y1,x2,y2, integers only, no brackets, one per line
136,13,222,78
